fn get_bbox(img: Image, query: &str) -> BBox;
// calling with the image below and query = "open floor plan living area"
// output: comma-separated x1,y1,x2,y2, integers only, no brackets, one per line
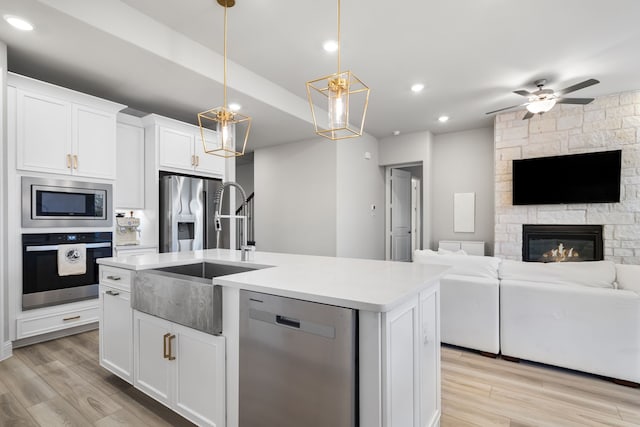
0,1,639,426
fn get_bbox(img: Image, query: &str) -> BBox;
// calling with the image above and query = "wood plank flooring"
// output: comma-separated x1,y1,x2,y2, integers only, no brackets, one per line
441,345,640,427
0,330,195,426
0,331,638,426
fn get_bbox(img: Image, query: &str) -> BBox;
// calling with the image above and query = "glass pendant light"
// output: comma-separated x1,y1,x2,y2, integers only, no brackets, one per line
306,0,370,140
198,0,251,158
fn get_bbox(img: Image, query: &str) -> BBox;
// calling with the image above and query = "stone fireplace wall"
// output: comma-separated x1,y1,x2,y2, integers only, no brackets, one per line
494,90,640,264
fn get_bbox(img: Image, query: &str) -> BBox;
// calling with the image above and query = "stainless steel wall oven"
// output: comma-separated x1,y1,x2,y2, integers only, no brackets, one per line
22,176,113,227
22,232,112,309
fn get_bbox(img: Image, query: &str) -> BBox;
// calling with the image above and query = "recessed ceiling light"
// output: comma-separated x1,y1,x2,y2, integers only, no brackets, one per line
228,103,241,112
323,40,339,53
438,116,449,123
4,15,34,31
393,130,401,136
410,83,424,93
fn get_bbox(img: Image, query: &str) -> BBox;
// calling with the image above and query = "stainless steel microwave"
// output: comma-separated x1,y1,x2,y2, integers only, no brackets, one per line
22,177,113,227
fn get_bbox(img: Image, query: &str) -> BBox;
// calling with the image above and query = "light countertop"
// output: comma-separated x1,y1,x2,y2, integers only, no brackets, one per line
98,249,449,312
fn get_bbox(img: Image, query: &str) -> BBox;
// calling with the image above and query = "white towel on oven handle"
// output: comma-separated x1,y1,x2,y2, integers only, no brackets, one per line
57,243,87,276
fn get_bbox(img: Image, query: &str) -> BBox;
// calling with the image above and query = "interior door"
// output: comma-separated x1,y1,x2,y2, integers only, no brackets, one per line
391,169,412,261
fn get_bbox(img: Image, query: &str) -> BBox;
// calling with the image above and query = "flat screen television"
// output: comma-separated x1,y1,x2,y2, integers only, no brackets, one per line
512,150,621,205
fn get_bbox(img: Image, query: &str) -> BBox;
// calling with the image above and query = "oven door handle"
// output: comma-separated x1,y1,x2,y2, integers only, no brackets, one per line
25,242,112,252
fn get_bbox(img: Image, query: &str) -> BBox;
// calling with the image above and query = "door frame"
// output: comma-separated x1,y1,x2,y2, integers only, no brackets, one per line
385,163,422,261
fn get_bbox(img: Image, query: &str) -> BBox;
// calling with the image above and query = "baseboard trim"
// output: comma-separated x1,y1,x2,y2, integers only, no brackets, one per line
12,322,98,349
0,340,13,361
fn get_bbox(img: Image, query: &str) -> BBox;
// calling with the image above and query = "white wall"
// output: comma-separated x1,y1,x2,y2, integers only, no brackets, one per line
235,154,254,201
336,134,385,259
432,128,495,255
494,92,640,263
0,42,8,359
254,138,337,256
379,130,434,249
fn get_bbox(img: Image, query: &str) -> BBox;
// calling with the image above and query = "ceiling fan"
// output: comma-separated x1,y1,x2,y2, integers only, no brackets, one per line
486,78,600,120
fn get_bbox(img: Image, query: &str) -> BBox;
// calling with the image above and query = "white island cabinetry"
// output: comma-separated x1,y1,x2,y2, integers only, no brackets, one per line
99,249,446,427
134,310,226,427
9,73,125,179
99,266,133,383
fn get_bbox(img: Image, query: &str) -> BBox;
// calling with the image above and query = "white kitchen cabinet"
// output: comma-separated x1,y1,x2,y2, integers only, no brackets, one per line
73,104,117,179
381,285,441,427
419,287,440,427
113,246,157,257
116,116,145,209
15,88,71,175
99,267,133,383
195,131,226,176
10,74,125,179
147,114,225,178
159,126,196,171
133,310,226,427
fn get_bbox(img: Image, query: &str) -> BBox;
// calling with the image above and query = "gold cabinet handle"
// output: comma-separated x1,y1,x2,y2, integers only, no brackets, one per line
191,155,195,166
63,315,81,322
195,155,199,167
163,332,171,359
66,154,72,169
168,334,176,361
73,155,78,169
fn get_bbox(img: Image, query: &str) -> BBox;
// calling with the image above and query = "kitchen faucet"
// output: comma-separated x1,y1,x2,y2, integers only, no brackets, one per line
213,182,252,258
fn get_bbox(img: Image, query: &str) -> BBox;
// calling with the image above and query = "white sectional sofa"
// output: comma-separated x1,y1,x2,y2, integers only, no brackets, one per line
414,250,502,354
500,260,640,384
415,250,640,384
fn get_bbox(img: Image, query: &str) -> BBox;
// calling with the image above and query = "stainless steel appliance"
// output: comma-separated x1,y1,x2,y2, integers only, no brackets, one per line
22,232,112,309
239,290,357,427
22,177,112,228
159,174,228,252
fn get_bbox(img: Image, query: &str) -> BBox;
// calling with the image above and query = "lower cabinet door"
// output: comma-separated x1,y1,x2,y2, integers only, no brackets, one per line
132,311,226,426
419,288,440,427
174,324,226,427
385,297,420,427
99,286,132,383
134,311,172,405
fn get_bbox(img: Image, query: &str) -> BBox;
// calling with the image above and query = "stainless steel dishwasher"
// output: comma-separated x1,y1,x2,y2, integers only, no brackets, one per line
239,290,357,427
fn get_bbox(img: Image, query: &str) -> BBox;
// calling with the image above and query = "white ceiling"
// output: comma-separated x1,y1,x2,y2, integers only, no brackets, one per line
2,0,640,151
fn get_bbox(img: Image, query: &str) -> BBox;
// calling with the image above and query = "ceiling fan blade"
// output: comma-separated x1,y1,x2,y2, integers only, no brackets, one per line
556,79,600,96
557,97,594,105
522,111,534,120
513,90,533,97
486,103,526,115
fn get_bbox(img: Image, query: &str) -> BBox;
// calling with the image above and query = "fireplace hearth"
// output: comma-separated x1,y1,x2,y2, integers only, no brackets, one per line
522,225,603,262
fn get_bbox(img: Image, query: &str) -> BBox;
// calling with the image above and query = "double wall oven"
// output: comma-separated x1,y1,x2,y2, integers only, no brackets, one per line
21,177,114,310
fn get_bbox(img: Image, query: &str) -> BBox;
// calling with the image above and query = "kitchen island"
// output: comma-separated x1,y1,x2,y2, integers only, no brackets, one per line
98,249,449,427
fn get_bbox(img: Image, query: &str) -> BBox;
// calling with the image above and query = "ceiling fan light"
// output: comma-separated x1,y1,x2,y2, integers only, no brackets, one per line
526,98,557,114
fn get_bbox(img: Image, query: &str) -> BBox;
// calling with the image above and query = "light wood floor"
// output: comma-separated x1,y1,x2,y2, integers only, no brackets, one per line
0,331,639,426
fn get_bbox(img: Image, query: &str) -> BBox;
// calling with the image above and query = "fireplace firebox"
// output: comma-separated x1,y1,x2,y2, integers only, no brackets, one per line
522,225,603,262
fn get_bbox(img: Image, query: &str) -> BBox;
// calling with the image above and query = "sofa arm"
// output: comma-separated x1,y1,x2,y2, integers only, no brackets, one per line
500,280,640,383
441,274,500,354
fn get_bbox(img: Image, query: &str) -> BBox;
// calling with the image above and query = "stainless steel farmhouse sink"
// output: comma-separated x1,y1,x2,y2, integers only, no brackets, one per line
132,262,259,335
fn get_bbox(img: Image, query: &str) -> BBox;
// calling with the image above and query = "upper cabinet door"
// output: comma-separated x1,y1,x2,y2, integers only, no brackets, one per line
16,89,72,175
159,126,195,171
116,122,145,209
73,104,117,179
194,131,225,177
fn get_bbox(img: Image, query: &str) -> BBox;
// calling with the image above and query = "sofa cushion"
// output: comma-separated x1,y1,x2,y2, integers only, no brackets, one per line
414,251,501,279
616,264,640,293
499,259,616,289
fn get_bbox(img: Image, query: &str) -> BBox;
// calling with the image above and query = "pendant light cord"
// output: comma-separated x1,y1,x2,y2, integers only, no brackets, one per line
337,0,341,74
223,4,228,109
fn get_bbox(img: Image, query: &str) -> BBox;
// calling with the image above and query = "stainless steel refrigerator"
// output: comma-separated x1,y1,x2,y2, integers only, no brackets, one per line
159,174,228,253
